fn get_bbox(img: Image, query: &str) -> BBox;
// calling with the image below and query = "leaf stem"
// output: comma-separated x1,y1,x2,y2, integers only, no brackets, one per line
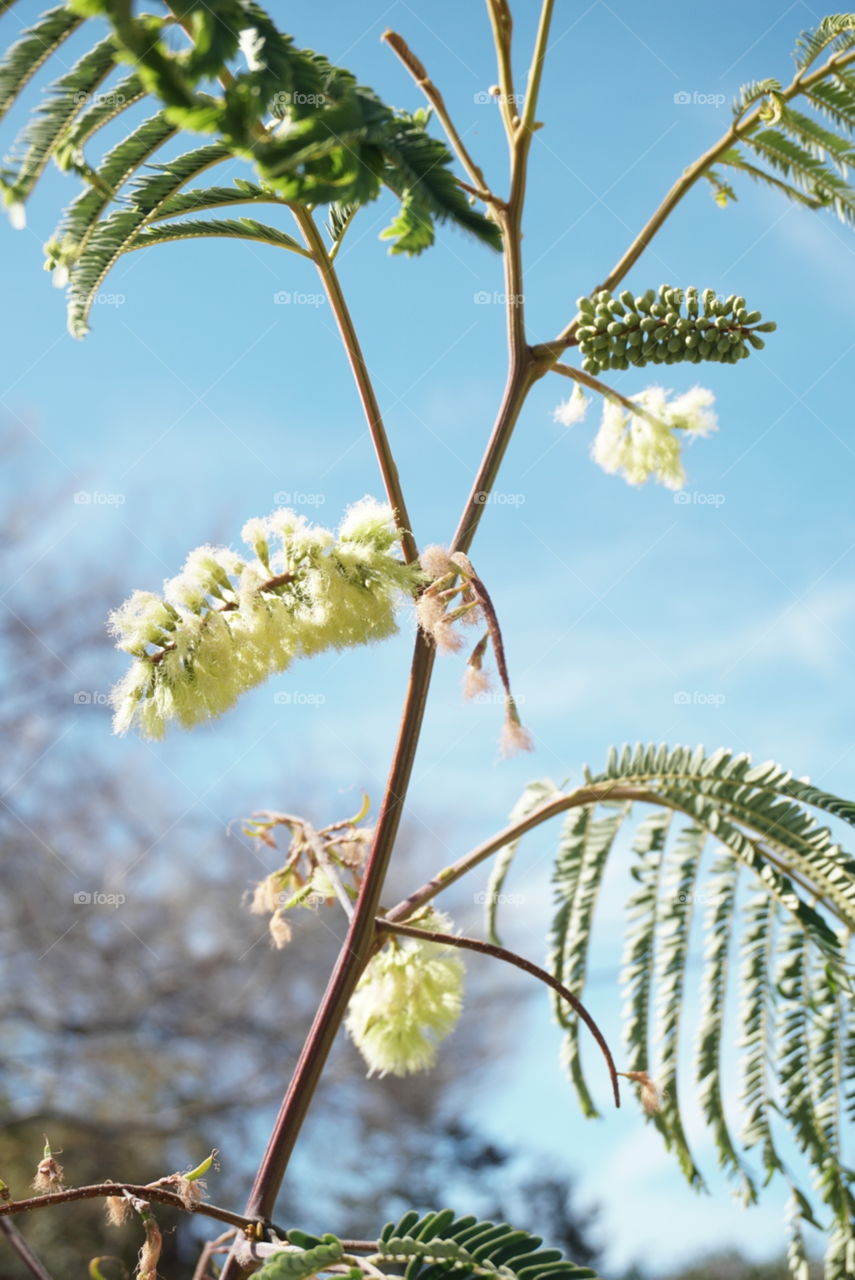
385,780,850,935
540,43,855,359
386,783,667,923
291,206,418,564
552,361,651,419
376,917,621,1106
485,0,518,138
381,30,501,208
518,0,554,137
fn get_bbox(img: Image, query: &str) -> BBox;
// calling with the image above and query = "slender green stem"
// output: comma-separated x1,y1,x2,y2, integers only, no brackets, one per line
486,0,555,366
541,43,855,358
382,30,500,208
291,206,418,565
385,783,667,924
386,779,848,933
552,362,678,431
485,0,518,138
518,0,554,136
377,918,621,1106
452,359,534,551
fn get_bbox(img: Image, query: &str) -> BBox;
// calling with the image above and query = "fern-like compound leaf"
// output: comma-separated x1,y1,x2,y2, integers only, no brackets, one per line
0,5,82,123
130,216,304,253
502,743,855,1279
375,1211,602,1280
551,801,628,1117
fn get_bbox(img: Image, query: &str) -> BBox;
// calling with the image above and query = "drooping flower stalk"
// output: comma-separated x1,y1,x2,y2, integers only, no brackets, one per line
415,546,533,755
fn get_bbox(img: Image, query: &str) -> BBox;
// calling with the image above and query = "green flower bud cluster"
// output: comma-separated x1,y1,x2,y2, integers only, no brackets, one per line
575,286,776,375
109,499,422,740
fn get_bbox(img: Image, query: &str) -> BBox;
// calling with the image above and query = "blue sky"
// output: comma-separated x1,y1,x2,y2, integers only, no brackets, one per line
2,0,855,1272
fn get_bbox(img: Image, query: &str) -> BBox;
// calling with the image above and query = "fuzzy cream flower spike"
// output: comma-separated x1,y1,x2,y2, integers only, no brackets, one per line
345,908,465,1077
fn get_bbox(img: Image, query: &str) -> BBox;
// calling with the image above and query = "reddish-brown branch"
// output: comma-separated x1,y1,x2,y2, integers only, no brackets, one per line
0,1184,275,1236
0,1218,55,1280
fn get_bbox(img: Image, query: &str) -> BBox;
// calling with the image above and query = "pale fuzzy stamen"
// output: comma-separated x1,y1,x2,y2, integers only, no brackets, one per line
463,665,491,700
415,594,445,633
269,911,293,949
619,1070,664,1115
32,1157,64,1193
419,544,454,579
499,717,534,758
433,622,464,654
106,1195,133,1227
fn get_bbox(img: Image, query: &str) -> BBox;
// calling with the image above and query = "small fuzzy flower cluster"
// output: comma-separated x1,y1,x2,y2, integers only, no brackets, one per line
105,1152,216,1228
32,1138,63,1194
553,382,590,427
592,386,717,489
245,808,373,948
556,383,717,490
618,1070,664,1116
346,911,465,1076
575,285,776,375
109,499,421,739
416,546,533,757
